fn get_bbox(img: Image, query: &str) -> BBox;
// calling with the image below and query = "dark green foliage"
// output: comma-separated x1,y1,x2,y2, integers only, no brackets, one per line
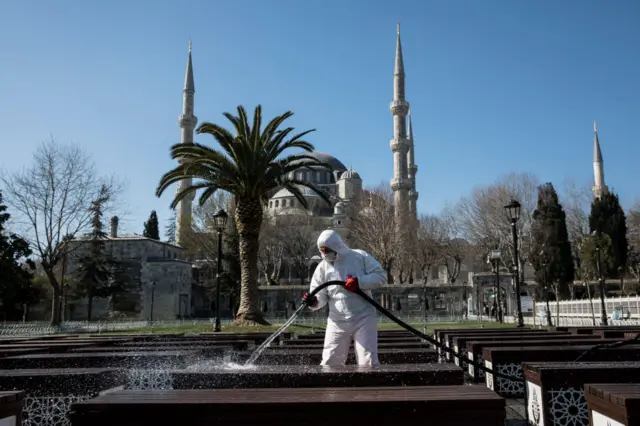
0,190,39,320
165,210,177,244
143,210,160,240
529,183,575,299
71,185,123,320
589,191,628,275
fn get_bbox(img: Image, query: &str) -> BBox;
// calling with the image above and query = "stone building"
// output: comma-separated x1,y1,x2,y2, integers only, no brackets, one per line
61,217,193,321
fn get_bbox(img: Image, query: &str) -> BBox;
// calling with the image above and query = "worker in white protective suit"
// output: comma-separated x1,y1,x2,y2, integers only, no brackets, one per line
301,230,386,366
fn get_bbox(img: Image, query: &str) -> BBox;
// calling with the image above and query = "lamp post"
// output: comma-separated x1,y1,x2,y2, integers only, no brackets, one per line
213,208,229,332
592,231,608,325
505,199,525,328
150,281,156,323
488,250,503,323
540,253,553,327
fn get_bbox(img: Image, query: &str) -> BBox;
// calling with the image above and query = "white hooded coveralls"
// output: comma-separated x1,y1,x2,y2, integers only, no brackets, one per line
308,230,386,366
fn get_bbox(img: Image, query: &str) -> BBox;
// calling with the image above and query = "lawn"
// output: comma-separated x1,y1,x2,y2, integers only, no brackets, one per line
100,320,519,336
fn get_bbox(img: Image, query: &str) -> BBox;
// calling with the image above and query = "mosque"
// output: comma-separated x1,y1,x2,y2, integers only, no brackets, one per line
31,24,612,322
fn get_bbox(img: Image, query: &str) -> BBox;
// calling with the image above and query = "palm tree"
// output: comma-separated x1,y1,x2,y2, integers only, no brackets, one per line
156,105,332,325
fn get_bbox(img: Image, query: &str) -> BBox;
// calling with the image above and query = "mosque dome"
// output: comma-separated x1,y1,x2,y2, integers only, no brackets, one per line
339,169,361,180
334,201,347,215
271,186,321,199
291,151,347,172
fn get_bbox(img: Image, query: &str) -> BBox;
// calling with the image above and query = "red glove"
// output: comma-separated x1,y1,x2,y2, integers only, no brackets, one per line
302,292,318,307
345,276,359,292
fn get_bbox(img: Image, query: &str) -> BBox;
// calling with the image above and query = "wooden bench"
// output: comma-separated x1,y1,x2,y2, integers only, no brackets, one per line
283,337,423,345
0,351,197,369
117,339,253,351
68,387,505,426
484,345,640,398
584,383,640,426
171,363,463,389
440,328,549,362
276,342,430,350
465,336,624,382
232,347,437,365
524,362,640,426
0,391,25,426
567,326,640,335
0,368,123,426
198,332,293,343
451,332,573,368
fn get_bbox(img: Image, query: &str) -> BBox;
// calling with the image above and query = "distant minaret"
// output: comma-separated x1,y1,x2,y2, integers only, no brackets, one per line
407,110,418,219
389,22,411,226
592,120,608,199
175,41,198,246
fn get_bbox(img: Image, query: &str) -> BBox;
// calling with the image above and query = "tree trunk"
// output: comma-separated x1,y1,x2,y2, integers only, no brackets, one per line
87,295,94,321
234,198,269,325
44,269,62,326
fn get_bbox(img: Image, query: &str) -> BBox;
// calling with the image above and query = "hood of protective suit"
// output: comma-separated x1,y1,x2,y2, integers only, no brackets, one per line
317,230,349,254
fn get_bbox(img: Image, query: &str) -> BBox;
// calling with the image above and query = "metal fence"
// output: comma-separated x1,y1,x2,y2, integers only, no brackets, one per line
0,313,472,336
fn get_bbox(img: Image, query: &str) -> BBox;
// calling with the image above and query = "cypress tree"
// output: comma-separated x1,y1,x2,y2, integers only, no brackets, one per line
589,192,628,275
529,183,575,299
72,185,118,320
165,210,177,244
143,210,160,240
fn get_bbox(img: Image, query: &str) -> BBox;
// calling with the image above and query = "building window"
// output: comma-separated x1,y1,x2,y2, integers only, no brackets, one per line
282,199,287,207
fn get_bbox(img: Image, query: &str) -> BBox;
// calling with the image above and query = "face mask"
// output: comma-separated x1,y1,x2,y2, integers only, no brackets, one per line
322,252,337,263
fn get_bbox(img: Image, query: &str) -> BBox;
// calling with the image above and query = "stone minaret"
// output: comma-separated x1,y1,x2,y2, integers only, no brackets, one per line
592,120,608,199
175,41,198,246
407,110,418,219
389,23,411,226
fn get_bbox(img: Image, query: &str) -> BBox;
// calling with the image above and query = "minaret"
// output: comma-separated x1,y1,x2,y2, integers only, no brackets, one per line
389,22,411,226
592,120,608,199
407,110,418,219
175,41,198,246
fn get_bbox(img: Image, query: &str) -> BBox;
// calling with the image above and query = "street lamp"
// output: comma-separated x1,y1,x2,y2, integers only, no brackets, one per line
504,198,525,328
487,249,503,323
213,208,229,332
150,281,156,323
592,230,608,325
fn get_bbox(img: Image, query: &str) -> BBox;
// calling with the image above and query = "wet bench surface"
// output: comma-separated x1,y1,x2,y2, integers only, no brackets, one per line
584,383,640,426
283,337,423,345
0,368,124,426
483,345,640,398
69,386,506,426
465,337,629,382
171,363,463,388
0,391,25,426
451,332,573,367
274,342,430,350
116,340,253,350
0,351,197,369
0,368,122,396
439,329,549,361
232,347,437,365
524,362,640,426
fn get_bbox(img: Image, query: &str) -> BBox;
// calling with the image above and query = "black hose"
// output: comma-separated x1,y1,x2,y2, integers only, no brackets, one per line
309,281,636,370
307,280,513,381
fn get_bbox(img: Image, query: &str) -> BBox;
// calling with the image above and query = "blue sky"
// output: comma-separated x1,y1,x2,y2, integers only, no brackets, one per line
1,0,639,234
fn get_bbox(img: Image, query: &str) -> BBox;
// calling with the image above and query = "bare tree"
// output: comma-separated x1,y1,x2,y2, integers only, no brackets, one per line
275,214,318,286
414,214,445,284
560,178,592,296
349,183,399,283
0,139,123,325
456,172,538,282
258,212,284,285
440,206,471,312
